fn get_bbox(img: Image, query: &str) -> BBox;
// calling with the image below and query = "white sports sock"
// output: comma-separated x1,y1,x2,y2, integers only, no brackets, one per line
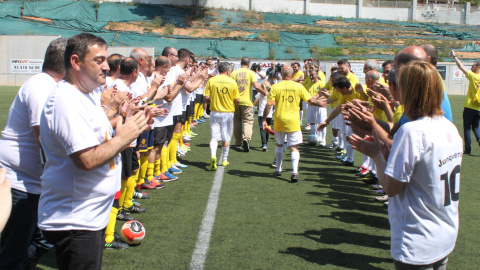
361,156,370,169
300,110,303,123
332,136,339,145
275,146,283,171
346,143,354,162
222,147,229,161
291,151,300,174
310,124,316,136
210,140,218,158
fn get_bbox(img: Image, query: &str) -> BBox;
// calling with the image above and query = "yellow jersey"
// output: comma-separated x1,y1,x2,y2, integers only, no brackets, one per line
303,70,326,91
230,68,257,107
268,80,312,132
308,80,326,96
345,72,359,88
393,105,404,123
463,71,480,111
331,88,366,104
204,75,239,113
292,70,305,81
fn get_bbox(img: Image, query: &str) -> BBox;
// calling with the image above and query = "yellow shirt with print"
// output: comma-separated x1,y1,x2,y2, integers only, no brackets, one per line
330,88,366,104
230,67,257,107
308,80,326,97
324,81,339,109
292,70,305,81
268,80,312,132
204,75,239,113
463,71,480,111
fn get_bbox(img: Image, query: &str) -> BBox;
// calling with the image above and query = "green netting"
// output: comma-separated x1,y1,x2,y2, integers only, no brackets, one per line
0,17,116,42
424,25,480,40
24,0,96,22
97,3,164,22
0,1,22,19
458,43,480,52
279,32,337,48
97,3,189,26
264,13,324,25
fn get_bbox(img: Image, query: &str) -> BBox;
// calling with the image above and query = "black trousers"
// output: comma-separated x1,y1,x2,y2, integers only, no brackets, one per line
43,229,105,270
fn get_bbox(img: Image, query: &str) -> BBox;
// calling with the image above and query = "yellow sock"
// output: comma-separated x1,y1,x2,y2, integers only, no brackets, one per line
123,172,137,209
105,206,119,243
147,163,154,182
154,158,161,176
161,146,169,173
169,133,180,166
194,103,200,120
119,179,128,208
137,156,148,185
179,130,184,147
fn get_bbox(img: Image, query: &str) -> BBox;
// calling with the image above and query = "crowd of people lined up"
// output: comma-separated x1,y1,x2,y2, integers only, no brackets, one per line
0,32,474,269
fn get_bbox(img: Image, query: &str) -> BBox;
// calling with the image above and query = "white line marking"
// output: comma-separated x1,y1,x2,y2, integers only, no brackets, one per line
190,166,225,270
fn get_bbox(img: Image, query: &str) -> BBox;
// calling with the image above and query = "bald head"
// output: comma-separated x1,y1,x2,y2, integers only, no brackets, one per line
365,70,380,87
281,65,294,79
394,46,428,72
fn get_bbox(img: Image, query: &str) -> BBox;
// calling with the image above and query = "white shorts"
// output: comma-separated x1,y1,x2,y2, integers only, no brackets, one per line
210,111,234,142
275,131,303,146
330,107,343,130
306,106,327,124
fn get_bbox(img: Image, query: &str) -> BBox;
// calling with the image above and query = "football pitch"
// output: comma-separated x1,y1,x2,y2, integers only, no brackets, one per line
0,86,479,269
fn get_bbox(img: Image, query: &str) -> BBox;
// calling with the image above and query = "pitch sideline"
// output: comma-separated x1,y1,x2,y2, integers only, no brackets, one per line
189,166,225,270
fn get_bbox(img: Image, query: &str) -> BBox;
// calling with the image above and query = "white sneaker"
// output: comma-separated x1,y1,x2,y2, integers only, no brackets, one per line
204,114,210,119
305,125,311,130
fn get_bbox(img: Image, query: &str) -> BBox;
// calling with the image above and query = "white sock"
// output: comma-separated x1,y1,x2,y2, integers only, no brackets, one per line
310,124,316,136
361,156,370,169
275,146,283,171
300,110,303,123
210,140,218,158
291,151,300,174
346,143,354,162
222,147,229,161
333,136,339,145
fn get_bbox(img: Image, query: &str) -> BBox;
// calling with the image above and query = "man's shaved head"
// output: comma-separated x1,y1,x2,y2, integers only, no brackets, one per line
281,65,293,77
394,46,429,75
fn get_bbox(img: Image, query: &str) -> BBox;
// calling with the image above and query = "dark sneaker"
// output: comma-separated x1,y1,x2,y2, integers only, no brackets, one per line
133,191,150,199
271,162,277,168
243,139,250,152
363,177,378,185
356,168,370,177
291,173,299,183
124,204,147,213
117,209,134,221
339,160,354,166
105,239,129,250
137,183,155,190
114,232,122,242
325,143,337,149
274,170,282,177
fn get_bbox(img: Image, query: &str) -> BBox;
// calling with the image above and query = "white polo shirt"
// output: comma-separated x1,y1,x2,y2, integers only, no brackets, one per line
38,80,120,231
0,72,57,194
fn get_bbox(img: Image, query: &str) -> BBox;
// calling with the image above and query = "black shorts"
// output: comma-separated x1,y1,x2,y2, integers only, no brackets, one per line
121,147,139,178
195,94,204,103
299,100,303,110
174,112,186,124
154,126,168,146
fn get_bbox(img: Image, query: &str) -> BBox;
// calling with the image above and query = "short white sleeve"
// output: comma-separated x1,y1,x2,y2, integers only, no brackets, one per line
384,125,422,183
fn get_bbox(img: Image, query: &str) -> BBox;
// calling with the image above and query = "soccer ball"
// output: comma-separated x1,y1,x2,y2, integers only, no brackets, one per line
307,135,318,145
120,220,146,245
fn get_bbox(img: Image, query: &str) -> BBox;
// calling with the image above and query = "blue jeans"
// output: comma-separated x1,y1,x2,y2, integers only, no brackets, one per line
0,189,40,270
258,116,272,146
463,107,480,153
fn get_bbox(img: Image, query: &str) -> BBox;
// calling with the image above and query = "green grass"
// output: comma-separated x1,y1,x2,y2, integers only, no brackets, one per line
0,87,478,269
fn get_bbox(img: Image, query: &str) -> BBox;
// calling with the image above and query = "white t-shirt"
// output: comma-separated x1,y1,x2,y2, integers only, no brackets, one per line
0,73,57,194
38,80,120,231
385,116,462,265
164,66,184,116
130,72,148,98
256,70,266,85
256,93,272,118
